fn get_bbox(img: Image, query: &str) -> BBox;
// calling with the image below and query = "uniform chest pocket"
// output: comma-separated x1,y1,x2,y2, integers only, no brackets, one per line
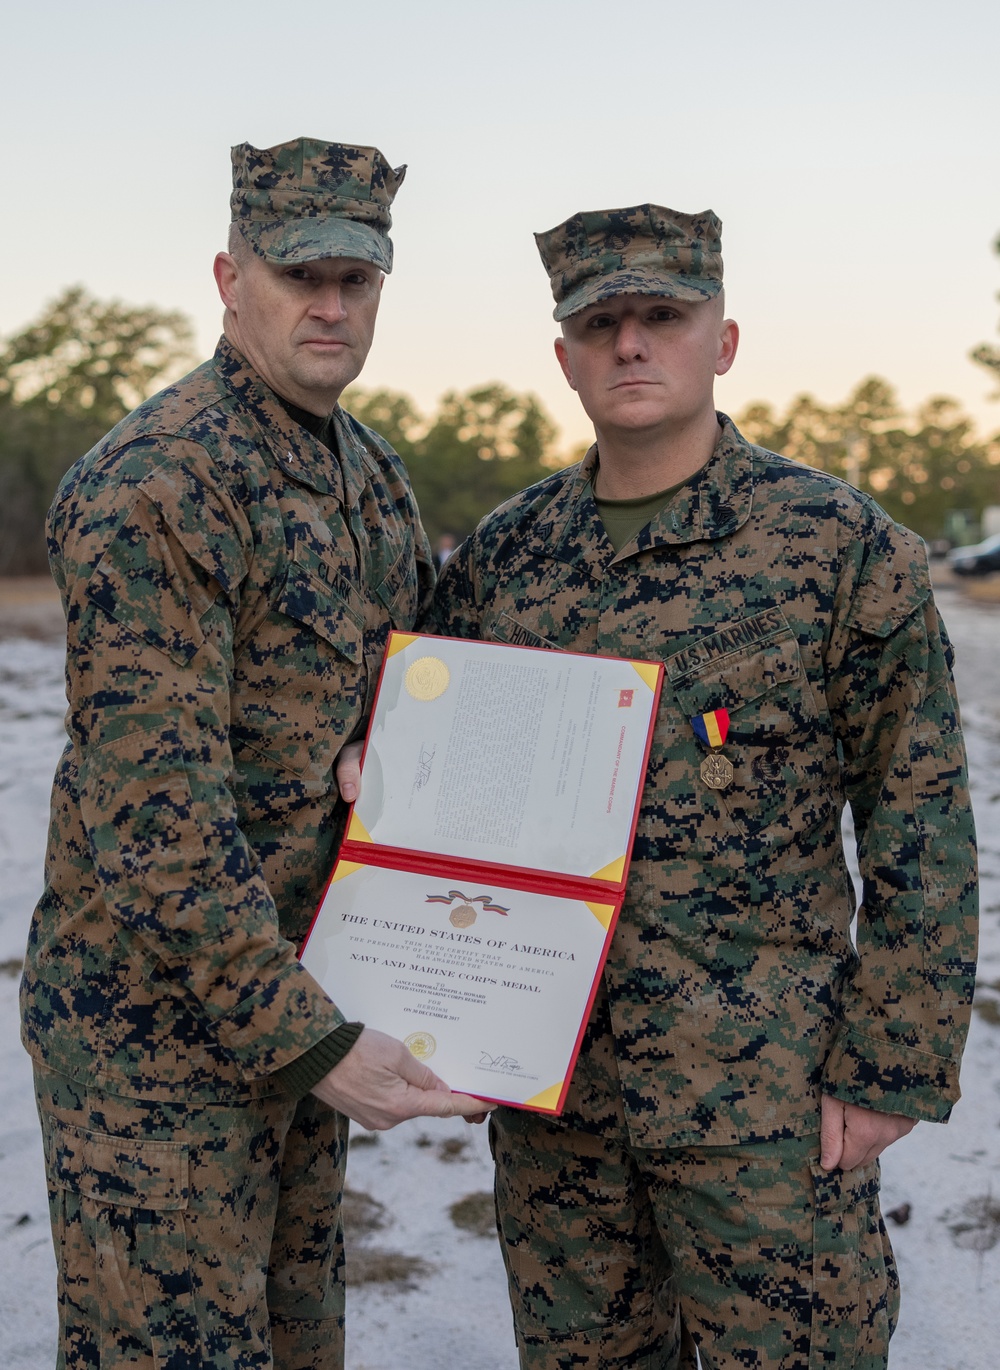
668,627,834,841
277,561,364,661
231,560,365,779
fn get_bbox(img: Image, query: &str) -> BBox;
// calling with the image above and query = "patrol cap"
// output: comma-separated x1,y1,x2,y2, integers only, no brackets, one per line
230,137,406,271
535,203,723,321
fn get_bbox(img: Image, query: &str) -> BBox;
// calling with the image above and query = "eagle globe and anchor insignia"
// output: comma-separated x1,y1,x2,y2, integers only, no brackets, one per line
404,655,450,702
404,1031,437,1060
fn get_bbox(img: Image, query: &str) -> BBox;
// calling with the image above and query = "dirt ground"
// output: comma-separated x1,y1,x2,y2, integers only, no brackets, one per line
0,578,64,643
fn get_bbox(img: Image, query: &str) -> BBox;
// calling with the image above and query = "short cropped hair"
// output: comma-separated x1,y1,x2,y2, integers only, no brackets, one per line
228,223,255,264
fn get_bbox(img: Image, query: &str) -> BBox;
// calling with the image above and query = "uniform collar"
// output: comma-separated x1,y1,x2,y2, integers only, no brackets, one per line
214,336,370,506
631,413,753,553
539,413,753,570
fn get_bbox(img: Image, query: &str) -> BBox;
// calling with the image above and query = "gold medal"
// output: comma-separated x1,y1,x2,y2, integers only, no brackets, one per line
404,1031,437,1060
405,656,450,702
449,903,477,928
700,752,734,790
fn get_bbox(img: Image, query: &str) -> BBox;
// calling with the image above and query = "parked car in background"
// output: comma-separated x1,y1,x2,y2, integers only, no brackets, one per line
948,532,1000,576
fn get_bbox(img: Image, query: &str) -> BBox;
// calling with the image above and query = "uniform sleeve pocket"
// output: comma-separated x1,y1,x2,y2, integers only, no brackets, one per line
844,524,930,639
87,513,208,668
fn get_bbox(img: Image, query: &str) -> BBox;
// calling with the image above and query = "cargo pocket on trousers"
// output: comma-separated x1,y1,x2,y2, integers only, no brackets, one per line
808,1159,897,1369
46,1117,204,1365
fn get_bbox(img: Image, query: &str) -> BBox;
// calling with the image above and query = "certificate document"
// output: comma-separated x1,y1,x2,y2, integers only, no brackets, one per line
299,632,663,1114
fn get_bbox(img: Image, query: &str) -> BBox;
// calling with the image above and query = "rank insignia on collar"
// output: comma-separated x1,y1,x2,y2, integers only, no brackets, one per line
692,708,733,790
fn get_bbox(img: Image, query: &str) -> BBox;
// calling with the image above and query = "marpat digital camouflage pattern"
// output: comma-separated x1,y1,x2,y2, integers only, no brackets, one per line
491,988,899,1368
35,1062,349,1367
429,417,978,1150
21,336,433,1100
22,337,432,1366
535,203,723,321
231,137,406,270
495,1118,898,1369
431,415,976,1366
23,126,425,1369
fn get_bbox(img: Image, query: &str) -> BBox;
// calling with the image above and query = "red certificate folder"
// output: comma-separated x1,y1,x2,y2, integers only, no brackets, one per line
300,632,663,1115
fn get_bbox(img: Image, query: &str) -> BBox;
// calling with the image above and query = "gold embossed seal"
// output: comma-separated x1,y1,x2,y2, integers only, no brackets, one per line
405,656,450,702
449,903,477,929
404,1031,437,1060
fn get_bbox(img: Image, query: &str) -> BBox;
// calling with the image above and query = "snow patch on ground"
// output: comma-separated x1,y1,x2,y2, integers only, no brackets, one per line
0,576,996,1369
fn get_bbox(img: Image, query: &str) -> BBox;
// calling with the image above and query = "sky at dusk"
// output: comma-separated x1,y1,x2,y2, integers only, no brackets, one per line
4,0,999,454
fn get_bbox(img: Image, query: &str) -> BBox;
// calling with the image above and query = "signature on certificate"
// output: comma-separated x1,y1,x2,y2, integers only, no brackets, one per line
480,1052,522,1072
412,744,436,794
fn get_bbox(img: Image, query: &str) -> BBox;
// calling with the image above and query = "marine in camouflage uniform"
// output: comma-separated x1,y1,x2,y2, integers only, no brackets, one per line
426,205,979,1368
21,137,484,1370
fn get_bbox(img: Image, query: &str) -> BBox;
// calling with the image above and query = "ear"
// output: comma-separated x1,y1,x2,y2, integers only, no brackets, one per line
214,252,239,312
715,318,739,377
554,336,577,391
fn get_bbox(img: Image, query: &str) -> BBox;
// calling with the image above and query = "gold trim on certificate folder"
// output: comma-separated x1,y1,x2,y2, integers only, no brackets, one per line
525,1082,564,1111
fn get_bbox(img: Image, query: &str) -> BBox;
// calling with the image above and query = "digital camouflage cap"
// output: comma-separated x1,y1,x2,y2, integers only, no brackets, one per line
535,204,723,321
230,137,406,271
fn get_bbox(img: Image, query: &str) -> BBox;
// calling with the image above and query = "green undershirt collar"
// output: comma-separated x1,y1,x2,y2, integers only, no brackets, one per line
591,474,691,553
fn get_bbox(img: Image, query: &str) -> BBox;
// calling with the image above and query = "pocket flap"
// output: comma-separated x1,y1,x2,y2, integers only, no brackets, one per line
845,524,930,639
810,1157,882,1214
670,632,802,717
279,561,363,664
47,1119,189,1211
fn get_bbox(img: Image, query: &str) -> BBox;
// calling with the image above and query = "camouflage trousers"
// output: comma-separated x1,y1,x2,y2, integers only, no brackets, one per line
491,1101,899,1369
34,1063,349,1370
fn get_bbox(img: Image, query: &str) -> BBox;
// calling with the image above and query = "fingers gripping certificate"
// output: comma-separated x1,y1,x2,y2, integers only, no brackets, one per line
299,633,663,1114
301,865,616,1114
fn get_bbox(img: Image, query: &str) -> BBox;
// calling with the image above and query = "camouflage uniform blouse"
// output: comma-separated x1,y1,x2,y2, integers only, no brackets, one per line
427,416,978,1148
21,339,433,1102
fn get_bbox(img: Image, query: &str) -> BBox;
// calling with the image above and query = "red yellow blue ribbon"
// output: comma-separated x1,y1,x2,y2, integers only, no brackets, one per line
426,889,509,915
691,708,730,749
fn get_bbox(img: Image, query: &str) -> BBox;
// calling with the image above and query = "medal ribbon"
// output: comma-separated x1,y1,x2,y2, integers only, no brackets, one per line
691,708,730,749
425,889,509,915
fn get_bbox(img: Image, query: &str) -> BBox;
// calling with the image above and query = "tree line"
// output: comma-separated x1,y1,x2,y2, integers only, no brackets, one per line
0,288,195,575
2,268,1000,574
